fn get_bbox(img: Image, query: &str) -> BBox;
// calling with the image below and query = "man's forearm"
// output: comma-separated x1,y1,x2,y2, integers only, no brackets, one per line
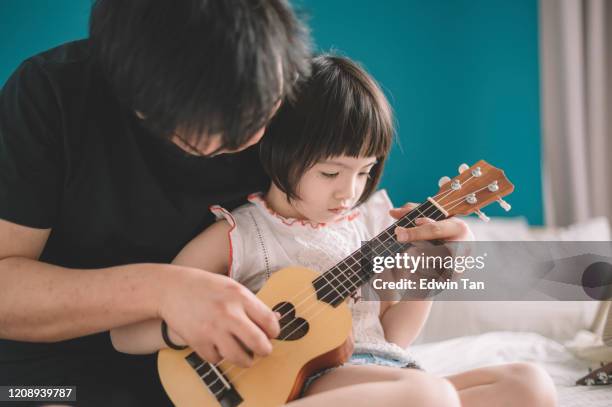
0,257,171,342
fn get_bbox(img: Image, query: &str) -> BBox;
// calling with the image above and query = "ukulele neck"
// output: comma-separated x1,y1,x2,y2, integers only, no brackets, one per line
312,199,448,307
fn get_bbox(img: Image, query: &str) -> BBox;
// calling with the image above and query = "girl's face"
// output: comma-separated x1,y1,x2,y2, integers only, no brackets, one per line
291,155,378,223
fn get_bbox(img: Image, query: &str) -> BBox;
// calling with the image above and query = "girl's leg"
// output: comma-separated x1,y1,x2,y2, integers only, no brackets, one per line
285,364,461,407
446,362,558,407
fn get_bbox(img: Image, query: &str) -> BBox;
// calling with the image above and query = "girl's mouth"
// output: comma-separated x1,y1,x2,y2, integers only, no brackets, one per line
328,207,348,214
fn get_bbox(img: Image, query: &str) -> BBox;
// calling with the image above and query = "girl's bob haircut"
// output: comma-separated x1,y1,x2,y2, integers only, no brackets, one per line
260,54,394,206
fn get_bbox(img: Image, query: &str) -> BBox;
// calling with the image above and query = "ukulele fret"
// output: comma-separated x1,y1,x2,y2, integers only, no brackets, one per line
313,273,345,306
185,352,243,407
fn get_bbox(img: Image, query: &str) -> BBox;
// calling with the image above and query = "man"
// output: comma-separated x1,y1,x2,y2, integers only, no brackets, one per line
0,1,473,405
0,1,310,405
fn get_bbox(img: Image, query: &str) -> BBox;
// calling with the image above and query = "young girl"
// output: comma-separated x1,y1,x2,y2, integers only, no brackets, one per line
111,55,557,407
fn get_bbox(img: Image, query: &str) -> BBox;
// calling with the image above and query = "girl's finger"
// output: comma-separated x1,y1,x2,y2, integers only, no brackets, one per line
389,202,419,219
414,217,435,225
395,218,467,242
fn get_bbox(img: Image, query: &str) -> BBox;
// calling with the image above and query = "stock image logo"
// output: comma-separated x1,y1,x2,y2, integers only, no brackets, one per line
539,253,612,301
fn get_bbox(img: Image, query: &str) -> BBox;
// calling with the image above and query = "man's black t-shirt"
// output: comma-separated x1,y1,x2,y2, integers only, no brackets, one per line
0,40,270,405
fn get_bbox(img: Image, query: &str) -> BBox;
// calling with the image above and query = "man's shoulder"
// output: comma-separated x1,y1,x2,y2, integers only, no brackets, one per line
31,39,91,66
14,40,101,97
8,39,121,137
22,40,90,75
4,40,92,90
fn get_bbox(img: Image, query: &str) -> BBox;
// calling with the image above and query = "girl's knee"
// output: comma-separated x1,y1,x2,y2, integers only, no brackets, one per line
396,374,460,407
435,378,462,407
504,362,557,407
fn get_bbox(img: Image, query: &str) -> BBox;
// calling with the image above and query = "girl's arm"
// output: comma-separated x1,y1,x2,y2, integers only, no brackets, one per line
110,219,232,354
375,247,434,348
379,299,432,348
381,204,473,348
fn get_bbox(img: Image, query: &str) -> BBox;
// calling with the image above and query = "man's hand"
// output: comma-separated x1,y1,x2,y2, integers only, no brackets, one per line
159,268,280,368
390,202,474,243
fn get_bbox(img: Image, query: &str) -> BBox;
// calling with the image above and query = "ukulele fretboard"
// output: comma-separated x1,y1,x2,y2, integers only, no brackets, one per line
312,199,446,306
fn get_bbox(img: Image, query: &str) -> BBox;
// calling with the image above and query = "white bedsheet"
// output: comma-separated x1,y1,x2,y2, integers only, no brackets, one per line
410,331,611,406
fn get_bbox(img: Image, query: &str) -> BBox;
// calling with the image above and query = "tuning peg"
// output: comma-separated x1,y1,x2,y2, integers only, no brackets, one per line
497,198,511,211
458,163,469,174
466,193,477,204
597,371,608,383
488,181,499,192
438,176,451,187
476,210,490,222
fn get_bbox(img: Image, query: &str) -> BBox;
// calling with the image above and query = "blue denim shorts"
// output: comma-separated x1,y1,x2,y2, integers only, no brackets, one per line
300,353,421,397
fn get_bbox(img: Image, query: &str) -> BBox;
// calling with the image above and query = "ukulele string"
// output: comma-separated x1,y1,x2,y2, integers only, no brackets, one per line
440,184,492,213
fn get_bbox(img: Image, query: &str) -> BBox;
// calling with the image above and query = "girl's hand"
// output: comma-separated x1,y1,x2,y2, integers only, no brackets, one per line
390,202,474,243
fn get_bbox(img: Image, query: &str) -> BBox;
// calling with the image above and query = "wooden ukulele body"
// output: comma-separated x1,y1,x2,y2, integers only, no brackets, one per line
158,266,352,407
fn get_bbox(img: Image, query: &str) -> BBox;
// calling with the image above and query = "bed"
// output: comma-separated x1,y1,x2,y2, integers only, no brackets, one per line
412,331,611,406
408,216,612,406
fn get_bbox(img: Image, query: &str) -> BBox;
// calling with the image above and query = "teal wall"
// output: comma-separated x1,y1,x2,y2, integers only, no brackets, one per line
0,0,543,224
300,0,543,224
0,0,89,81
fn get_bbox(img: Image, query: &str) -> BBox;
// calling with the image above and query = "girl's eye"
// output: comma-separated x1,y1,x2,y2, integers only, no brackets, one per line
321,172,339,178
359,172,371,178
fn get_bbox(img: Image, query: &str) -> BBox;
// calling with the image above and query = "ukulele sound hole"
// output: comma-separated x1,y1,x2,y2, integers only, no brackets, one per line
273,302,309,341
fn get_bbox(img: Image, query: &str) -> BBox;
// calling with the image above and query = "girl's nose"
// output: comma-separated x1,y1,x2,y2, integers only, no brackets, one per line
335,179,357,201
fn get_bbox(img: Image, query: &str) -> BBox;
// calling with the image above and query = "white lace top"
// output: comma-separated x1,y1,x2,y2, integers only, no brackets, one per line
210,189,417,363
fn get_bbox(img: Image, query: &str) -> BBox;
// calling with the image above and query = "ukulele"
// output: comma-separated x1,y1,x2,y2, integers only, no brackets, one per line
158,160,514,407
576,361,612,386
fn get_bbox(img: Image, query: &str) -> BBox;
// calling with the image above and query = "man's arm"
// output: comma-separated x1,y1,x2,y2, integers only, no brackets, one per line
110,220,234,356
0,218,279,367
0,218,171,341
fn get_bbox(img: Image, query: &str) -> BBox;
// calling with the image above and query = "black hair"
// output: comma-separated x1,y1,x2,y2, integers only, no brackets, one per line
89,0,311,150
260,54,394,205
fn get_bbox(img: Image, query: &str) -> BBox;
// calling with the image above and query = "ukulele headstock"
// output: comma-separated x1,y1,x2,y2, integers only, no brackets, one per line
576,361,612,386
433,160,514,221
